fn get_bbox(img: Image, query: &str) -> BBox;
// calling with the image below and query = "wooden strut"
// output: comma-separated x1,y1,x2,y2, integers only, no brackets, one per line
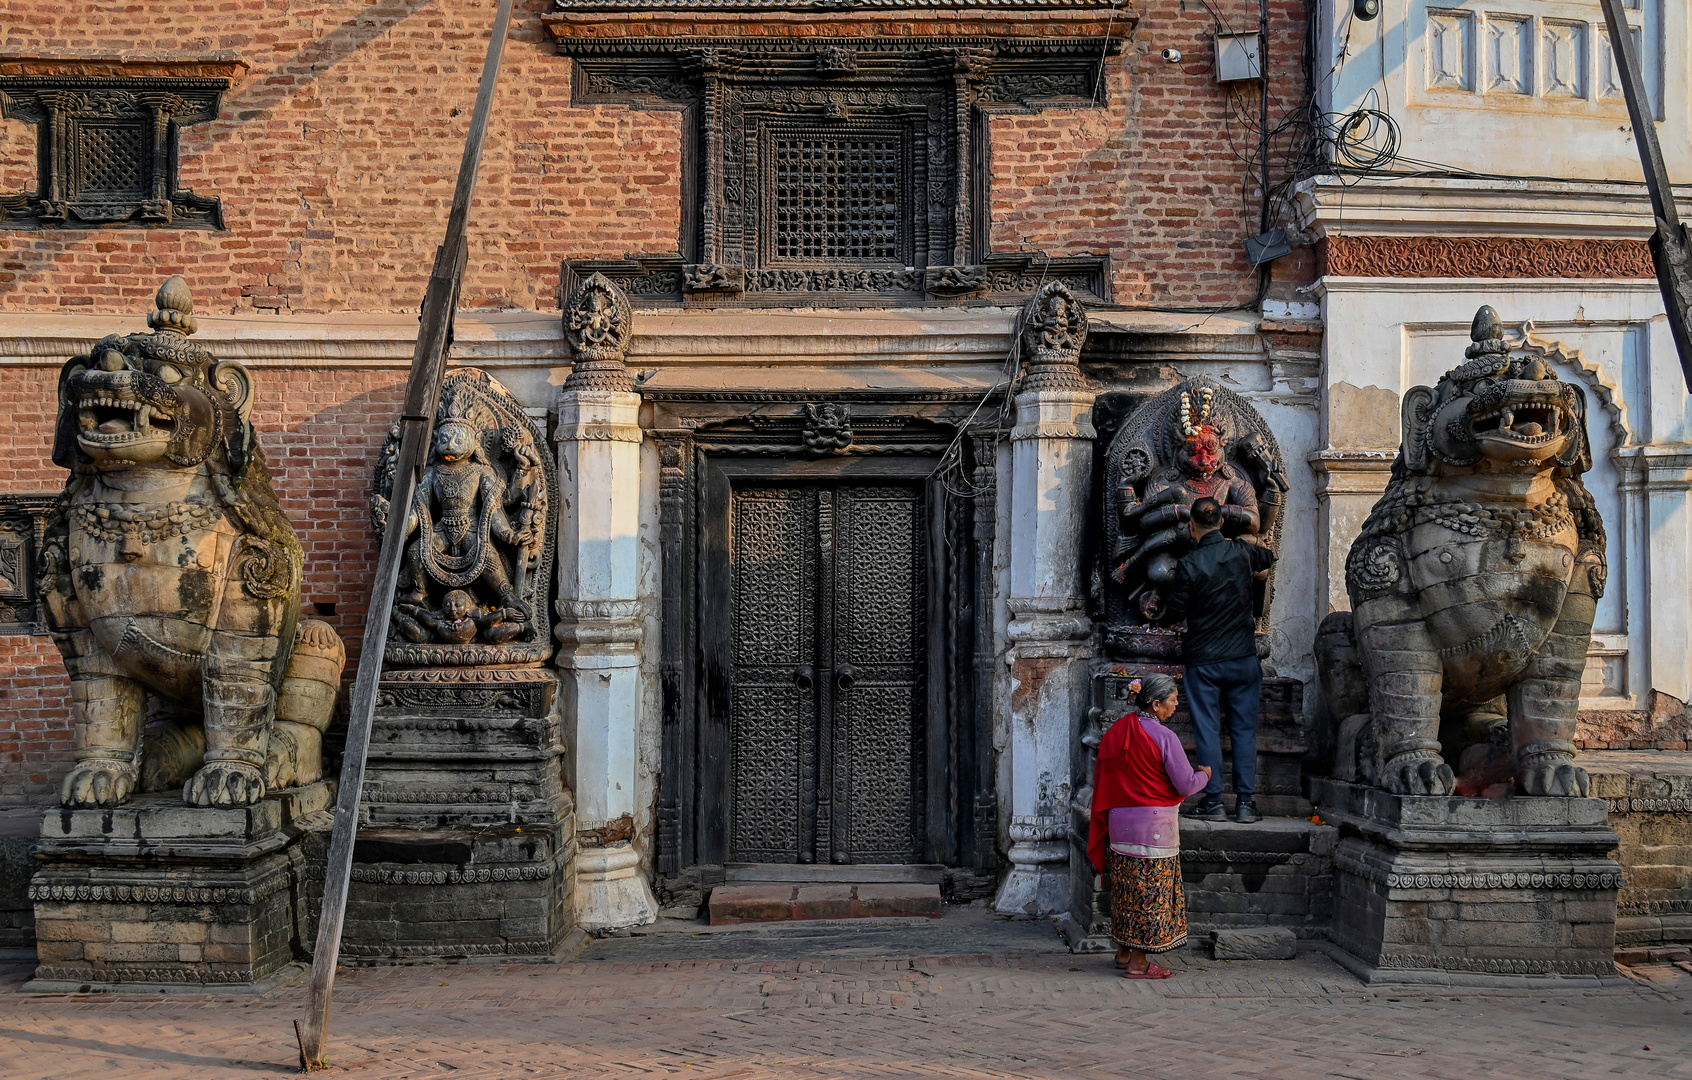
295,0,516,1069
1598,0,1692,391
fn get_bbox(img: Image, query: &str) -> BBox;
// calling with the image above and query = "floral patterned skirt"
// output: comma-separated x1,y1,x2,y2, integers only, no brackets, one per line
1108,850,1188,954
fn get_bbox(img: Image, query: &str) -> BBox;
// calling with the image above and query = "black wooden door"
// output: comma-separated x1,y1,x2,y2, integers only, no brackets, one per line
726,481,926,864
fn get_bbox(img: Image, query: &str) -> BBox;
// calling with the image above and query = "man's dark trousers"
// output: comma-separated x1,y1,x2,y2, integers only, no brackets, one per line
1186,655,1260,800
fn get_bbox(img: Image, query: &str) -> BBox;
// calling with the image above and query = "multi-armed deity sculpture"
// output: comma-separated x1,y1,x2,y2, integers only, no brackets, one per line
1318,307,1606,798
371,368,555,667
39,277,344,809
1100,376,1288,659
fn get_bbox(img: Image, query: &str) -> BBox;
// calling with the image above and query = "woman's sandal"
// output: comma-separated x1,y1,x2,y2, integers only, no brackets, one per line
1121,962,1175,980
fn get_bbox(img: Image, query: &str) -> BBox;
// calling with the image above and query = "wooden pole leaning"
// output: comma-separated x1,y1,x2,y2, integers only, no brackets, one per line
1598,0,1692,391
295,0,516,1068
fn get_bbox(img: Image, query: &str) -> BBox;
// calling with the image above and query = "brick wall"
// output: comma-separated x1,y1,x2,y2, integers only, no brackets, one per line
0,0,1315,801
1,0,1310,313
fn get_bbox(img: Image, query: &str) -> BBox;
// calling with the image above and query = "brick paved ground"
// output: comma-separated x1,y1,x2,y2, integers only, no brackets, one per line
3,907,1690,1079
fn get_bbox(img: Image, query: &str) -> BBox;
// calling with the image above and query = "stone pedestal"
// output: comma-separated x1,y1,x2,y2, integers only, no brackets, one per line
1313,778,1624,984
26,781,331,992
340,667,578,961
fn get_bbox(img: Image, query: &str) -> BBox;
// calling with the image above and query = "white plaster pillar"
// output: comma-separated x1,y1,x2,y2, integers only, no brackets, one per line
1634,446,1692,704
1307,450,1395,619
555,273,656,932
994,283,1096,917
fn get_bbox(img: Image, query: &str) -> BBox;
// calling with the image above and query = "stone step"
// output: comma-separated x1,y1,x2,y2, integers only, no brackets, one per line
724,863,945,885
708,883,944,925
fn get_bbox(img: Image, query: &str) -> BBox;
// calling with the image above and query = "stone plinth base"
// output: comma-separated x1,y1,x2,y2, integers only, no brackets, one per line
333,823,576,962
333,667,579,962
1584,750,1692,947
1,807,40,960
1312,778,1624,985
26,782,332,992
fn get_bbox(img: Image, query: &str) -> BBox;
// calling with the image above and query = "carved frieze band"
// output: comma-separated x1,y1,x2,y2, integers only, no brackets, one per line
1606,797,1692,814
349,863,555,887
30,880,284,906
565,254,1110,304
33,965,263,984
1321,236,1655,280
341,940,554,957
1334,852,1623,891
1375,954,1617,977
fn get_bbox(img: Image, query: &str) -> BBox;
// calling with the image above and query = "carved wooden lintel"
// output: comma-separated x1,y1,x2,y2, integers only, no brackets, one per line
566,251,1109,306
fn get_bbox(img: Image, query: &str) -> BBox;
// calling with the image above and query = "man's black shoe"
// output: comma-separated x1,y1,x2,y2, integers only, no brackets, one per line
1235,800,1261,824
1184,799,1226,822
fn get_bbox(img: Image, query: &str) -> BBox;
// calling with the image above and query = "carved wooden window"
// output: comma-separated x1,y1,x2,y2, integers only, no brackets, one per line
769,127,906,264
0,74,232,230
0,495,54,634
558,31,1123,304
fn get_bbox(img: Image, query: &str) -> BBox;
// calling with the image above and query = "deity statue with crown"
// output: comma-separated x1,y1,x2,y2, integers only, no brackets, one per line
1099,377,1287,660
370,368,557,667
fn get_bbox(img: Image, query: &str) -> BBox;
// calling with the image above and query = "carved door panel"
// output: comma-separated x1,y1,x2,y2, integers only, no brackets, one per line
727,482,926,864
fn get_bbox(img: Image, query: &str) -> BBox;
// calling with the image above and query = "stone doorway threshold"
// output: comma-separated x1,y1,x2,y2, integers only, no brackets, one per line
710,865,946,924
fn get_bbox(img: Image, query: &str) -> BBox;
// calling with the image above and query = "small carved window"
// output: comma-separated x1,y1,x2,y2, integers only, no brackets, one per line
770,129,904,263
0,71,234,230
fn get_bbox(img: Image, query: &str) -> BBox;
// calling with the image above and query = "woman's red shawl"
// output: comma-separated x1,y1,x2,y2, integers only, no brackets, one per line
1088,712,1183,873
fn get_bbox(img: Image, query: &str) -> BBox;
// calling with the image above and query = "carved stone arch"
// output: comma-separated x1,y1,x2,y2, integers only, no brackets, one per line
1514,321,1631,453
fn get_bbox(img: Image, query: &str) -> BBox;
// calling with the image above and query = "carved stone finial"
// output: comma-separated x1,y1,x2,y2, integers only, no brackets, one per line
1465,304,1507,359
1017,281,1089,393
148,275,198,337
563,272,636,393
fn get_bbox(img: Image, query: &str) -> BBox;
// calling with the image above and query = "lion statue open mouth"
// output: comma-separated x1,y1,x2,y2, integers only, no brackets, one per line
39,277,344,809
1317,306,1606,798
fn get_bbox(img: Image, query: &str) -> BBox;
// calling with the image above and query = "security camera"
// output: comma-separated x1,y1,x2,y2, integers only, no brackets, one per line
1353,0,1379,19
1161,48,1182,63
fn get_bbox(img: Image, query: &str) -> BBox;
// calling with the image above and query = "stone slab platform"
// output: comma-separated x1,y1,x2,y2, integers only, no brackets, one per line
708,884,943,925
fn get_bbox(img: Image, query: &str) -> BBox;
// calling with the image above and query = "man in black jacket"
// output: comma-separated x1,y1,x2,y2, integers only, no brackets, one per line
1167,497,1275,824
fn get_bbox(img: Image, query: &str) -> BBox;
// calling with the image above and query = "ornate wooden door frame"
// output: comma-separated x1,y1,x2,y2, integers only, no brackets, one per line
646,389,1001,877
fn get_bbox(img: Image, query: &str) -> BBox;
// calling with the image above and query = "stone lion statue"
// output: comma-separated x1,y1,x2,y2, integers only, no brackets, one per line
1316,306,1605,798
38,277,344,809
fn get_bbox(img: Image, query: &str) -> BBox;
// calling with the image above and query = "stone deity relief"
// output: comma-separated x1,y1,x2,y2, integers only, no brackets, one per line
38,277,345,808
371,368,556,667
1100,377,1287,660
1317,307,1605,798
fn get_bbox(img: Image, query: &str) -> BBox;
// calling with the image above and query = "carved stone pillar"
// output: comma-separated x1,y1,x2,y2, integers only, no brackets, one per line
555,273,657,931
995,283,1096,916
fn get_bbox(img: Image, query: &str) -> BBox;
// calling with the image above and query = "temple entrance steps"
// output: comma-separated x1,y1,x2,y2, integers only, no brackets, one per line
1059,815,1336,953
1178,816,1337,942
708,864,945,924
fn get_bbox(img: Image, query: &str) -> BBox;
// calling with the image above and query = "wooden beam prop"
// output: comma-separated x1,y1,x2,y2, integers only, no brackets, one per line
1599,0,1692,391
295,0,516,1068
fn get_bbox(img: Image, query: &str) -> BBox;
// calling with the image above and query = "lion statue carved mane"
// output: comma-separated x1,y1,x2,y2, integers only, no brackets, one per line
1317,306,1606,798
39,277,343,808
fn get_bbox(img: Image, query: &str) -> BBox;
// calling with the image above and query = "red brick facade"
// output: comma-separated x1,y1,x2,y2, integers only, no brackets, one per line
0,0,1313,803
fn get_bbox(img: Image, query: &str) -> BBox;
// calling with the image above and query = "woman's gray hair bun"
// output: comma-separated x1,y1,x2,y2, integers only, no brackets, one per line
1133,673,1179,712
